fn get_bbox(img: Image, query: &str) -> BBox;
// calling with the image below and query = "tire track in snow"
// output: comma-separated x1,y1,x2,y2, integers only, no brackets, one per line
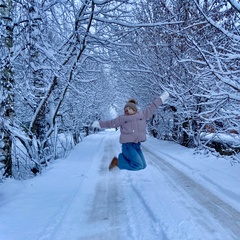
143,146,240,240
130,183,158,223
122,173,168,240
47,135,107,240
81,134,130,240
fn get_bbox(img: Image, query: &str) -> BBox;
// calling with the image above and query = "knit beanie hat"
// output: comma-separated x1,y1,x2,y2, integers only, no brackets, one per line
124,99,137,112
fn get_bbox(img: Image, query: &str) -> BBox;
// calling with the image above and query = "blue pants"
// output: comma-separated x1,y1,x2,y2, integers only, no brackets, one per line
118,143,147,171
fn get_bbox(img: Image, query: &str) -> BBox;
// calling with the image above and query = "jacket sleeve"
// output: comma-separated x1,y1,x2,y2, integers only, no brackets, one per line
99,116,121,129
142,97,163,120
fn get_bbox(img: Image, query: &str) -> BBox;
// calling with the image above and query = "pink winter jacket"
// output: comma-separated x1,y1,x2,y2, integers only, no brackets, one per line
99,97,163,143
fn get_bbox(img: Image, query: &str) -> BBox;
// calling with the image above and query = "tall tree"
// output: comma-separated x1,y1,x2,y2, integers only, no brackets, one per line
0,0,14,177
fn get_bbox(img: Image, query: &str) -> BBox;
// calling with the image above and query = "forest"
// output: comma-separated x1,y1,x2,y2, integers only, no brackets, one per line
0,0,239,180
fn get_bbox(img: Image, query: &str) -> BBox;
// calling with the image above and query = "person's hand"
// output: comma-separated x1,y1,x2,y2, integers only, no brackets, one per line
160,91,169,103
92,120,101,129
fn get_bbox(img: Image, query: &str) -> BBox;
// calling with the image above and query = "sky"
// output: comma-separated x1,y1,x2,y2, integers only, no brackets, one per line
0,130,240,240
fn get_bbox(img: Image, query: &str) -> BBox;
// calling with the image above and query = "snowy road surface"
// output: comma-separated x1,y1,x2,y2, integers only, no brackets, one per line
0,130,240,240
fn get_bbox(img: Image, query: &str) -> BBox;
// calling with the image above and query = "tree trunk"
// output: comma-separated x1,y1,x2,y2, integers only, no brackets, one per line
0,1,14,177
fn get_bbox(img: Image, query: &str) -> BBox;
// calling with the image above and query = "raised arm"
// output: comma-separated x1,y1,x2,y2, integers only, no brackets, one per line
143,91,169,120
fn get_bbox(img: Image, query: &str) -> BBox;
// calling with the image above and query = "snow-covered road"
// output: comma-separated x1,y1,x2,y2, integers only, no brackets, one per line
1,130,240,240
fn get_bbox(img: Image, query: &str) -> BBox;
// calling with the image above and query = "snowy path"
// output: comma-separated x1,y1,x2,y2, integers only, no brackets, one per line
0,131,240,240
144,146,240,238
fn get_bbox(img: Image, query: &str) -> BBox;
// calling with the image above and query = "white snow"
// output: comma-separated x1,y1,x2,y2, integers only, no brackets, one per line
0,130,240,240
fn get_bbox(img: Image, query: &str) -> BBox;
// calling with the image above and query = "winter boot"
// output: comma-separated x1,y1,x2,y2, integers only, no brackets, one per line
109,156,118,170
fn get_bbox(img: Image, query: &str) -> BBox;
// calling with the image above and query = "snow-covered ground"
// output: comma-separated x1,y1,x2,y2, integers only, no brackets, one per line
0,130,240,240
